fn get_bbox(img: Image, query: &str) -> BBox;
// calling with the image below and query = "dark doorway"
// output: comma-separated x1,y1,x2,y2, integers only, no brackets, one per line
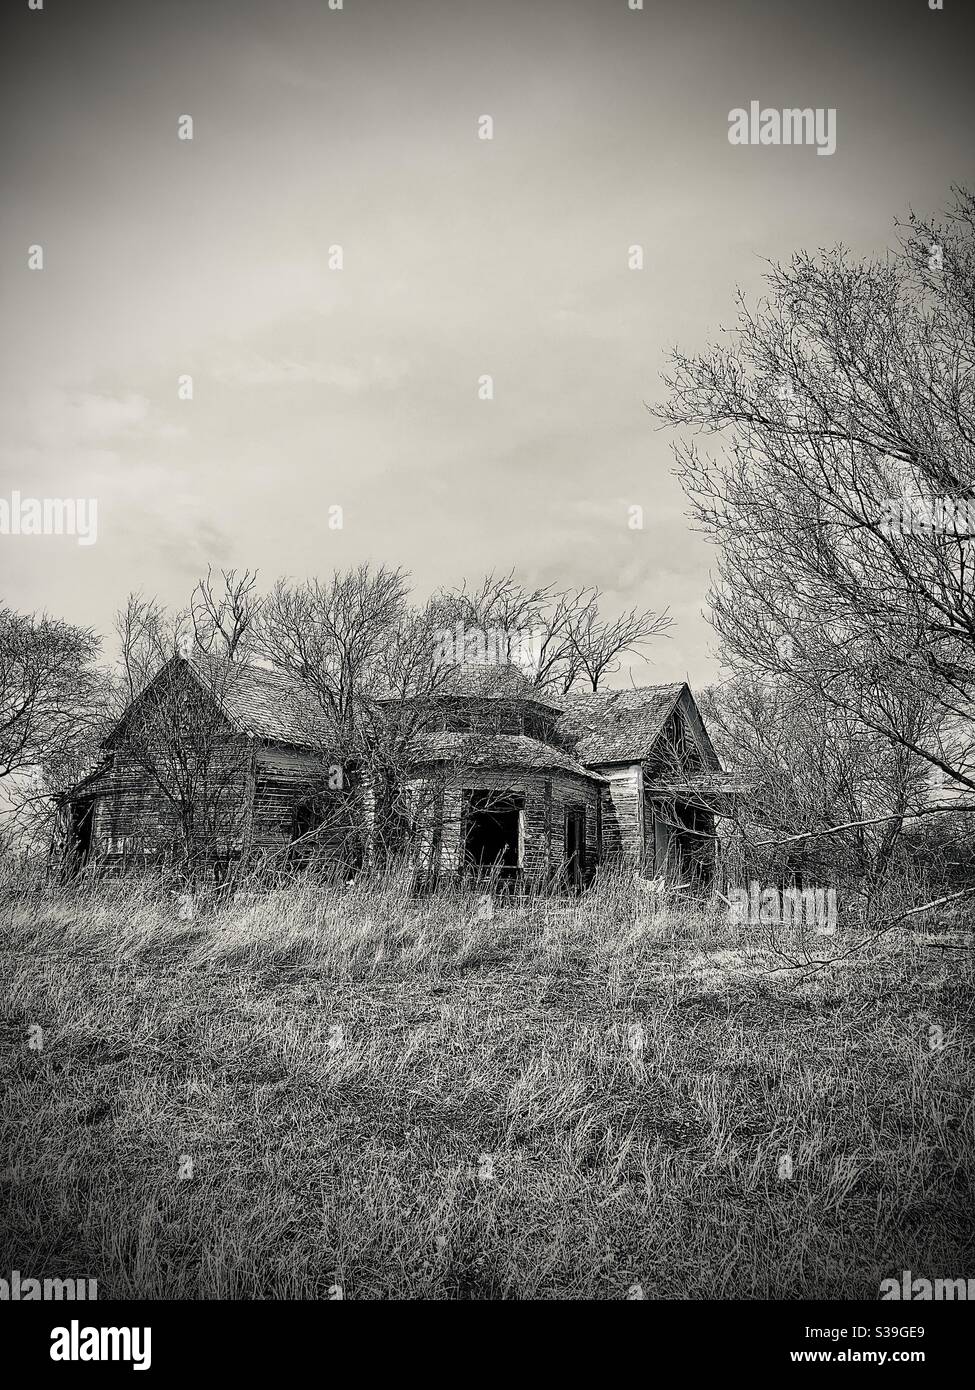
290,793,327,868
463,791,522,879
655,801,714,886
564,805,586,890
680,803,715,886
291,794,323,842
69,799,95,871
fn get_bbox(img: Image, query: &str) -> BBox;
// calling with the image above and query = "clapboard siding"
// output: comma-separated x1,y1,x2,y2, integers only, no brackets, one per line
407,766,602,885
590,763,647,869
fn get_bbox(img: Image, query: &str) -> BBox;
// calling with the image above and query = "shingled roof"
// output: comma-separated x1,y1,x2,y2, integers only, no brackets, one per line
189,655,331,745
559,683,686,764
101,656,707,772
427,662,562,708
408,731,603,780
102,655,332,750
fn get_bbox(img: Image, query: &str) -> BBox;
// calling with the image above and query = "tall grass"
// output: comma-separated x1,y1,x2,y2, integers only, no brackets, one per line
1,870,972,1298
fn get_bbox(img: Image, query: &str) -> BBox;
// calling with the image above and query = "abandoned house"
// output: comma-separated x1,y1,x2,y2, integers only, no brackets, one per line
62,654,727,886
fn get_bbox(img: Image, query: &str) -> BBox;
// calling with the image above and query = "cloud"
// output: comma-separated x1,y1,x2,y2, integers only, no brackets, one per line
212,356,409,392
7,391,153,451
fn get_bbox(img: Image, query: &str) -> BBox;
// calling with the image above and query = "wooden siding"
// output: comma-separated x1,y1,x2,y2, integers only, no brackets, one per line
590,763,647,869
416,766,603,885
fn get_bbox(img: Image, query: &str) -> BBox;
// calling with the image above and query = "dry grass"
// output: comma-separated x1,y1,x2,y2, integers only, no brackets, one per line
1,871,973,1299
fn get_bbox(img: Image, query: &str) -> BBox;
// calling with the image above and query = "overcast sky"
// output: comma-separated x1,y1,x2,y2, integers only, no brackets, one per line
1,0,973,688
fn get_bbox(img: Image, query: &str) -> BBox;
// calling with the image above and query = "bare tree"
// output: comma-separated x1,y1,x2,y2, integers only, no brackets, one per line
279,595,458,872
191,567,264,660
699,673,931,905
115,593,180,704
654,185,975,797
0,607,101,781
568,597,672,691
434,569,670,693
259,564,408,733
0,606,106,855
432,570,564,674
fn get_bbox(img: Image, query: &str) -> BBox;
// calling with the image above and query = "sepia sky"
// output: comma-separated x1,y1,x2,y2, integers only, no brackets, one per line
1,0,973,689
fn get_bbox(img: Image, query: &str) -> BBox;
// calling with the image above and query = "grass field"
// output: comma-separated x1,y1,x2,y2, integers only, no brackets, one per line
1,872,973,1299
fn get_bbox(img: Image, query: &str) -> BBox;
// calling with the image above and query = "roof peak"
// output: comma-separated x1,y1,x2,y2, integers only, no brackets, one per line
561,681,685,702
559,683,700,766
430,662,562,707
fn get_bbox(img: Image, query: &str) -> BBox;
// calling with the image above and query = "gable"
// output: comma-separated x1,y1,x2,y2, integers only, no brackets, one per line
104,657,232,750
644,693,721,778
677,686,722,771
104,655,332,752
559,682,721,770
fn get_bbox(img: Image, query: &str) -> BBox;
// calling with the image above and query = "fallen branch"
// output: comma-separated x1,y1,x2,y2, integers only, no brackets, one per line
762,885,975,975
753,802,975,849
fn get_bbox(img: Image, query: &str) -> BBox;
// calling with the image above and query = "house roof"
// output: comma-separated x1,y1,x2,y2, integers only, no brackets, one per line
392,662,563,709
188,655,331,746
102,655,331,751
408,731,604,780
96,655,712,774
559,683,687,764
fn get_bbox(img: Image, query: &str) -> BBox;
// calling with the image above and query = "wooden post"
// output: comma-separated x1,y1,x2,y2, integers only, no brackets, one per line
240,733,258,871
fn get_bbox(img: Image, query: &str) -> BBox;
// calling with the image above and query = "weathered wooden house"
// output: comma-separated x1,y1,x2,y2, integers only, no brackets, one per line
63,654,726,886
559,681,725,883
63,654,344,875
